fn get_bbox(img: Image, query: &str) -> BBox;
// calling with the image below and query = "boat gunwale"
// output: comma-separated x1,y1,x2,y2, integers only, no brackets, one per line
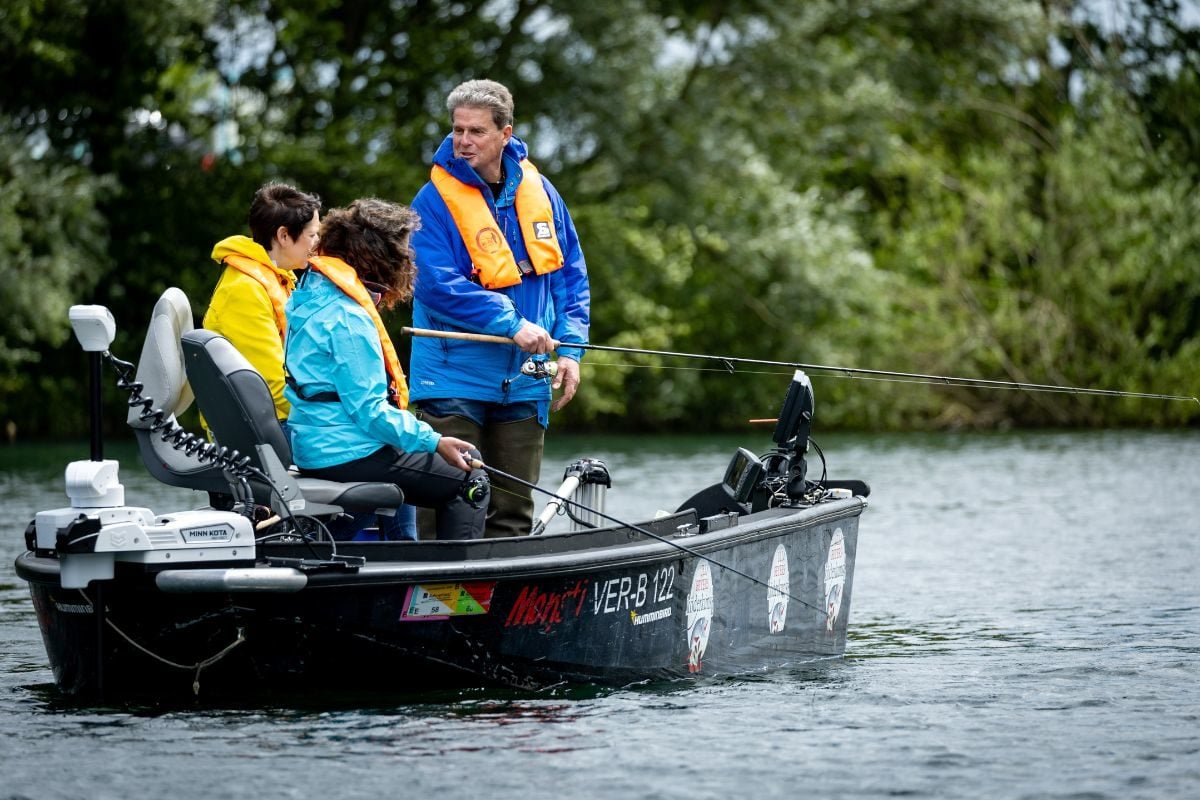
308,496,866,586
13,497,865,590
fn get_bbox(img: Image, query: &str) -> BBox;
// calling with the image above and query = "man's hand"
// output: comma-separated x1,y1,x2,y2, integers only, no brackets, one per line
551,356,580,412
436,436,477,472
512,321,554,354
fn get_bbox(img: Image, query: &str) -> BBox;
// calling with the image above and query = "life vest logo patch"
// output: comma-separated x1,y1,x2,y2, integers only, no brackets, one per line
476,227,504,253
533,221,553,240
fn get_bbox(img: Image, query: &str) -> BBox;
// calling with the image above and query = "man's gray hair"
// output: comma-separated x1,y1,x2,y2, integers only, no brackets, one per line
447,79,514,130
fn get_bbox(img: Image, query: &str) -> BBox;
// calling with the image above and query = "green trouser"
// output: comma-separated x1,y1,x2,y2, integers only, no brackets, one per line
415,412,544,539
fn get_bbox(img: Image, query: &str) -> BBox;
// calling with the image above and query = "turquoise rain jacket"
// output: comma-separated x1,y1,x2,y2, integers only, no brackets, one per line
409,134,590,427
284,269,441,470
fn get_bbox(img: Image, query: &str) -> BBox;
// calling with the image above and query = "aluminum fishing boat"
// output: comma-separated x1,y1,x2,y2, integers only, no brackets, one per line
15,290,868,700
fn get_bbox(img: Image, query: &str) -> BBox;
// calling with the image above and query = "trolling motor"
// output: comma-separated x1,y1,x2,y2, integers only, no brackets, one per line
28,306,255,589
767,368,815,501
715,369,815,512
531,458,611,535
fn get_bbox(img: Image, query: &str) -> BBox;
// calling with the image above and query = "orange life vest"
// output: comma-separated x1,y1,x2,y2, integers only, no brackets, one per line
431,160,564,289
221,253,292,339
306,255,410,409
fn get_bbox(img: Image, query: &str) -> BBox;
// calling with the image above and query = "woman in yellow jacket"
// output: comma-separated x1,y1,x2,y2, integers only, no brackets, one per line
204,181,321,422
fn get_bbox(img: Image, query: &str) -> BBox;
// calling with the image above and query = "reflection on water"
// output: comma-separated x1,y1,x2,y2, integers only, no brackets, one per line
3,430,1199,798
847,617,1043,657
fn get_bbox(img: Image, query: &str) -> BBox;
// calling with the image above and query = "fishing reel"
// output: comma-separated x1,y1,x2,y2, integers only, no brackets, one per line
461,473,491,508
520,358,558,380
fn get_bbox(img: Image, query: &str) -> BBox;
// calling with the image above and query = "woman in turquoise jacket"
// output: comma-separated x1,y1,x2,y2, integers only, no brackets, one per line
285,199,487,541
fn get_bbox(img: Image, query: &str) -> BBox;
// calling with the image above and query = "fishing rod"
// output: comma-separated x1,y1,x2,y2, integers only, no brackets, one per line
402,327,1198,403
469,458,830,619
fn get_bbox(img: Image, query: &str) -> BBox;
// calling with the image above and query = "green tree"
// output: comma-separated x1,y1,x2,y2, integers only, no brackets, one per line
2,0,1197,437
871,2,1200,427
0,134,113,437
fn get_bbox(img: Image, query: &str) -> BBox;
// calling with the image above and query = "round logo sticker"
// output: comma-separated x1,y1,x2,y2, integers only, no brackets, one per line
824,528,846,631
767,543,789,634
475,227,504,254
685,561,714,673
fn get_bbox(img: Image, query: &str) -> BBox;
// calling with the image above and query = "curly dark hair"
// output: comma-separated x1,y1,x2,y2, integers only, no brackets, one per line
316,198,421,308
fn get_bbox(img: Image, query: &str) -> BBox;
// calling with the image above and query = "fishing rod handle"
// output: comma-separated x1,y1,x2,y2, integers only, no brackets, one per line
402,326,568,352
402,326,534,346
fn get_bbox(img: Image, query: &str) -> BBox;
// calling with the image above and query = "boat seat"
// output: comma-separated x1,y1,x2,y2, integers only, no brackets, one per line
180,328,404,514
125,288,230,495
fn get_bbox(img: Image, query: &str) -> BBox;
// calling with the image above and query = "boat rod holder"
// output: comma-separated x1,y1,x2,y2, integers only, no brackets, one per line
531,458,611,535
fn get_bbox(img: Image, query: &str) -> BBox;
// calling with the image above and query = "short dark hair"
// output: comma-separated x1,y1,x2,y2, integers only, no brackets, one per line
248,182,322,250
317,198,421,308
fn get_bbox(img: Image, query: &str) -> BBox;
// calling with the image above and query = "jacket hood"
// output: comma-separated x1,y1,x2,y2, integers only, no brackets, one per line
211,235,281,271
432,134,531,185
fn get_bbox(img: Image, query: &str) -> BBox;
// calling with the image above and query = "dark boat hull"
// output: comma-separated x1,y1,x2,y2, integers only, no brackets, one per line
16,501,863,700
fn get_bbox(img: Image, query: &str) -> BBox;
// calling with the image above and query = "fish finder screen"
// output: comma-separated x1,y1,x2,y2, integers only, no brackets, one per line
723,447,764,503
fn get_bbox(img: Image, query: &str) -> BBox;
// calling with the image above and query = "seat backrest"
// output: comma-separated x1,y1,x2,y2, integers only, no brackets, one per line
180,329,293,474
127,288,229,494
127,287,195,426
181,328,407,517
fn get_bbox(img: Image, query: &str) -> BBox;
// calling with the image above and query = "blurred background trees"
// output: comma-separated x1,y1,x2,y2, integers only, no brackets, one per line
2,0,1197,438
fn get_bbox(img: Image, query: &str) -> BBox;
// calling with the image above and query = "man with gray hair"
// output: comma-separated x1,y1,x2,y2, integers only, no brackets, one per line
409,78,591,539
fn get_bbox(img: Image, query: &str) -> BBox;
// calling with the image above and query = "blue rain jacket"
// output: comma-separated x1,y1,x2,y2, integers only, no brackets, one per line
284,270,441,470
409,134,590,427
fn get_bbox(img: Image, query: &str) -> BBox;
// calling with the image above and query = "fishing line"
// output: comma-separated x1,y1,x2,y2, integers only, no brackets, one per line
568,345,1196,401
404,327,1199,403
581,359,1159,395
471,459,830,618
582,360,1095,395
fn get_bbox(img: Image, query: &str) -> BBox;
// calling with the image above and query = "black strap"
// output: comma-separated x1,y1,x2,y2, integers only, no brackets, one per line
285,373,340,403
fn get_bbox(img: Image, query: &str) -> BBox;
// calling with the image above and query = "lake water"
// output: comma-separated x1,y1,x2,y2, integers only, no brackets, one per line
2,429,1198,799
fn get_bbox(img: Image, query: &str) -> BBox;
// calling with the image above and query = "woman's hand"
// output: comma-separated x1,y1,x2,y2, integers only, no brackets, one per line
436,435,477,472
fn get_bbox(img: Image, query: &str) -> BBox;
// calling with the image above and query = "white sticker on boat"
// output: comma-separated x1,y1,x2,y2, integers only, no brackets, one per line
180,523,235,543
53,600,94,615
630,606,672,625
824,528,847,631
591,565,675,619
767,543,789,634
685,561,714,673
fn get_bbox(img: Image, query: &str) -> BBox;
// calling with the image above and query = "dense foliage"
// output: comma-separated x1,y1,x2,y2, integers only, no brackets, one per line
2,0,1197,439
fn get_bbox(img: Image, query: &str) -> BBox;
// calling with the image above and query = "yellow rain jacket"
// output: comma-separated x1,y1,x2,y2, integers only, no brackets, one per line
203,235,297,420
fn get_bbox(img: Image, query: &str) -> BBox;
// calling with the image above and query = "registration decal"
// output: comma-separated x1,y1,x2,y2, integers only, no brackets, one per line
400,581,496,620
